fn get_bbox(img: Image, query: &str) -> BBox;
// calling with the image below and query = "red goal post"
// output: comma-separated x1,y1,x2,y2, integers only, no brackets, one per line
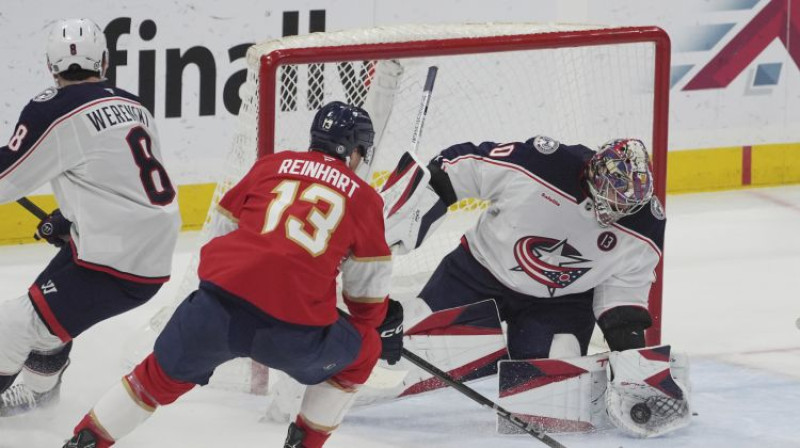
252,24,670,346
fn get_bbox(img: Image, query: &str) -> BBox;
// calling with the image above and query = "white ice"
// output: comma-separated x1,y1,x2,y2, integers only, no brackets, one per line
1,185,799,447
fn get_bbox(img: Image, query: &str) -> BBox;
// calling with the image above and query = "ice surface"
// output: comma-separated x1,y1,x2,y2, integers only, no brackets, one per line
1,186,799,447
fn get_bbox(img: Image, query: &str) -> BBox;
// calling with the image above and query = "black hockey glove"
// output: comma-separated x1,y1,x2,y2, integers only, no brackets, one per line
377,299,404,365
34,209,72,247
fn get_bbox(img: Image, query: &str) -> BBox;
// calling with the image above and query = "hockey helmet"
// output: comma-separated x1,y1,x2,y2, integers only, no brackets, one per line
309,101,375,166
46,18,108,77
586,138,654,226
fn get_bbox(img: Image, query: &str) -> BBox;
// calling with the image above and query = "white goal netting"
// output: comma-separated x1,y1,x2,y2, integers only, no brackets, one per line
135,23,668,394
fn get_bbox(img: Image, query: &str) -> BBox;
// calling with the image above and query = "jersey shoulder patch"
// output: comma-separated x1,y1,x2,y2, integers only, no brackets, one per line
32,87,58,103
650,196,666,220
532,135,560,155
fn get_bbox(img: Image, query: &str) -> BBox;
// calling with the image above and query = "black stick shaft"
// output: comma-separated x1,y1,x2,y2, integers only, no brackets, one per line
409,66,438,154
401,348,568,448
16,197,49,220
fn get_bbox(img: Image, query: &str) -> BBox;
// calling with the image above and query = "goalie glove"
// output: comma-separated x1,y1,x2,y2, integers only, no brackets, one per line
606,345,691,438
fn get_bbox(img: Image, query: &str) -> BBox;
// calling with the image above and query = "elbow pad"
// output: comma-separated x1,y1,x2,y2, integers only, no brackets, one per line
597,306,652,351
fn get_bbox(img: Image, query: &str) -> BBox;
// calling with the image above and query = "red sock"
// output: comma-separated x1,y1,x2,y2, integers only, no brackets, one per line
295,415,332,448
73,413,115,448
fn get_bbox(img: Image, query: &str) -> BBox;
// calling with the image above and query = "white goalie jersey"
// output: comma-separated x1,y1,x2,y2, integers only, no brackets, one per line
432,136,665,317
0,83,181,282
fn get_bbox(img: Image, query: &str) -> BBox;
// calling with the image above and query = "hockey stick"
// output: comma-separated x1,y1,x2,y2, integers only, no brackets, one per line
381,66,437,219
410,65,437,154
401,348,569,448
16,197,72,245
16,197,49,220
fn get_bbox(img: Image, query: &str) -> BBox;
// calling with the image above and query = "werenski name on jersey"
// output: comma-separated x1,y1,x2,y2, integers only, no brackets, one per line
84,102,150,133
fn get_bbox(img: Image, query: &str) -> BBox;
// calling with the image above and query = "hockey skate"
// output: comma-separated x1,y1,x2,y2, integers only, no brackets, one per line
0,381,61,417
0,360,68,417
63,429,101,448
284,422,306,448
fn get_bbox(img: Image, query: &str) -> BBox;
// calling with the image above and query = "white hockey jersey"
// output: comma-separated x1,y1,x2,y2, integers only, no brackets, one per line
433,137,665,318
0,82,180,282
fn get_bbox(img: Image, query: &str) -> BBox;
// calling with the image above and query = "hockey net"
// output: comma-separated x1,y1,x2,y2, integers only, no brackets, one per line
137,23,670,394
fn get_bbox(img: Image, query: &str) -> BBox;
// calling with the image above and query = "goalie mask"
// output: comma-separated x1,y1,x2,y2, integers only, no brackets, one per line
46,18,108,78
309,101,375,179
586,138,654,226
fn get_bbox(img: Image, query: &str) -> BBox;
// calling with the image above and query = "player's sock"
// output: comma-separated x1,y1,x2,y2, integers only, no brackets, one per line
291,415,331,448
24,342,71,394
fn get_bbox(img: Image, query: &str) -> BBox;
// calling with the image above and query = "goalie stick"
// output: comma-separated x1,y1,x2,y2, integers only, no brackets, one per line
381,66,437,220
400,348,569,448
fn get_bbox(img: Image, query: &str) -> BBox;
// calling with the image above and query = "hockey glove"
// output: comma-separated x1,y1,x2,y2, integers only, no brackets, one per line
606,345,691,437
377,299,404,365
34,209,72,247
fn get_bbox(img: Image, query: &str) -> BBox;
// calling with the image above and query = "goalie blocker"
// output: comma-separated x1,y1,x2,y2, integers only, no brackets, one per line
382,152,456,254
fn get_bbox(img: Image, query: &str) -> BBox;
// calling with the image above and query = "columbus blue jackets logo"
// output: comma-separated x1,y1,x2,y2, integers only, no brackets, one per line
512,236,591,297
33,87,58,102
650,196,665,220
532,135,560,155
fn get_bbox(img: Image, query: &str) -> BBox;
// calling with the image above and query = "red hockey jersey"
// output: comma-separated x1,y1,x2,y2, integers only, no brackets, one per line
198,150,391,327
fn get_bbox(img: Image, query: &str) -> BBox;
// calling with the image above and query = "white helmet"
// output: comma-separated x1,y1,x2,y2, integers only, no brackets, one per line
46,18,108,77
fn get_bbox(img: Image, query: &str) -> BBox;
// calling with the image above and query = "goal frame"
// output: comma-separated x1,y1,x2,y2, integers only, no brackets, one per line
255,26,671,346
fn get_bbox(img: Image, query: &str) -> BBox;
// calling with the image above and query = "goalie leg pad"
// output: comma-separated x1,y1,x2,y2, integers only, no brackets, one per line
606,345,691,438
352,300,507,408
496,348,691,435
496,353,614,434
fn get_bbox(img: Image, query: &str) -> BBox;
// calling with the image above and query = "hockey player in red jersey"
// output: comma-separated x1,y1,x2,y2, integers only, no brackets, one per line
0,19,179,417
63,101,403,448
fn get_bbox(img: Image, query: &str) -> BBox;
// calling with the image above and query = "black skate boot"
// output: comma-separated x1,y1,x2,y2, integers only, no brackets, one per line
284,422,306,448
63,429,99,448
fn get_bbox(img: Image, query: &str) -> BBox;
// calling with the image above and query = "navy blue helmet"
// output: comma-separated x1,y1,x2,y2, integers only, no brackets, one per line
309,101,375,162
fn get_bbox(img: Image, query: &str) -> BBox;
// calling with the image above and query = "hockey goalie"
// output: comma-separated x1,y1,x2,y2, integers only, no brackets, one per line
371,135,692,437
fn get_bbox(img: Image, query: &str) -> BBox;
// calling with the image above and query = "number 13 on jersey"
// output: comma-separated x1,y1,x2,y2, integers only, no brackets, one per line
262,180,345,256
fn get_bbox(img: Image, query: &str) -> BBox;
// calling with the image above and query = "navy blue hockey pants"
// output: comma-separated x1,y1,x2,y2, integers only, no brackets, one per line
418,242,595,359
153,286,364,386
